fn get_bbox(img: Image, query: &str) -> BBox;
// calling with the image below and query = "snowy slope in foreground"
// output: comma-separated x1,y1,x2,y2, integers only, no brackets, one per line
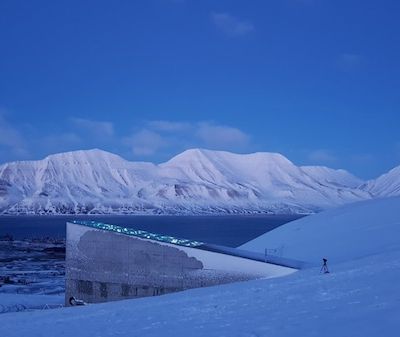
2,195,400,336
240,196,400,264
1,250,399,337
0,294,63,314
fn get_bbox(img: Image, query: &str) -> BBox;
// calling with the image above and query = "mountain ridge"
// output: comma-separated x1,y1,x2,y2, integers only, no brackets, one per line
0,148,397,215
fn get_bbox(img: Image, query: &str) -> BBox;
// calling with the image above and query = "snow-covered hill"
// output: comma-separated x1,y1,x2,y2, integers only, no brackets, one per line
1,196,400,337
240,196,400,264
0,148,397,215
361,166,400,197
300,165,363,188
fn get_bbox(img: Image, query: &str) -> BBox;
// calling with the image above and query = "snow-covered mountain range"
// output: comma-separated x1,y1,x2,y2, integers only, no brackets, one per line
0,148,398,215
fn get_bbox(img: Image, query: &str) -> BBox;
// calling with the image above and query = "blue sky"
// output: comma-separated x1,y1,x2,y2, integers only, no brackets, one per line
0,0,399,179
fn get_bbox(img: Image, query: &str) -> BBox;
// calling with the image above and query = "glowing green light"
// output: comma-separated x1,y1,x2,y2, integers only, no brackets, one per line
72,220,204,248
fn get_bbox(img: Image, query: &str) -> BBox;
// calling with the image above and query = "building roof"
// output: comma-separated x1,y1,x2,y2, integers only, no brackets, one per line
71,220,204,248
71,220,306,270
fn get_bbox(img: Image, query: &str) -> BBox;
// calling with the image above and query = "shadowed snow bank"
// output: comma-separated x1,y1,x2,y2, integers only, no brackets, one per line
240,196,400,264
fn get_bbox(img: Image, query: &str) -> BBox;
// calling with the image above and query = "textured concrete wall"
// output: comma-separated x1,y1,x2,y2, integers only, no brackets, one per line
65,222,295,305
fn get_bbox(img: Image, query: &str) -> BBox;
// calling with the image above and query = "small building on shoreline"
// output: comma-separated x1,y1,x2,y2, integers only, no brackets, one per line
65,221,301,305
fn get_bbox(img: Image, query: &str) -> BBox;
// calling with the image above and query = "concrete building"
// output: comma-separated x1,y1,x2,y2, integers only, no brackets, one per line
65,221,302,305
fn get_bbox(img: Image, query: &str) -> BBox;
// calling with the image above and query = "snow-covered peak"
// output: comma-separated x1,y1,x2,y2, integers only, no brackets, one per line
301,166,364,188
160,148,299,185
43,148,127,164
161,148,217,169
164,148,292,166
362,165,400,197
0,148,398,215
0,149,127,170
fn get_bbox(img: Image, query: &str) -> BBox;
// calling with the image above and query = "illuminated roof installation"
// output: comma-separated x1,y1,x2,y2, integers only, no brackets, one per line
72,220,204,248
71,220,305,269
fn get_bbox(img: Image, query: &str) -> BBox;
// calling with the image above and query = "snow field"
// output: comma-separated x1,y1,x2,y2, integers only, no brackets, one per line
1,194,400,336
241,196,400,265
0,249,399,337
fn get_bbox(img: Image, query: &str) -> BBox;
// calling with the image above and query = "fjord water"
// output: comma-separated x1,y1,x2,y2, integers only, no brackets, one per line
0,215,302,247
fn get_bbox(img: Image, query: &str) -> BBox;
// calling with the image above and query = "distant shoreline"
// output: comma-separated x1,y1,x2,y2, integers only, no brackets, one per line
0,213,310,217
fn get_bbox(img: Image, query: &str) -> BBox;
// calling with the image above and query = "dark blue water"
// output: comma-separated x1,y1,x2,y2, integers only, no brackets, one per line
0,215,303,247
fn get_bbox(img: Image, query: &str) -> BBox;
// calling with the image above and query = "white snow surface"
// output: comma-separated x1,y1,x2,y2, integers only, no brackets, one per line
0,294,63,314
240,196,400,265
1,195,400,336
361,166,400,197
0,148,381,215
300,165,363,188
0,250,399,336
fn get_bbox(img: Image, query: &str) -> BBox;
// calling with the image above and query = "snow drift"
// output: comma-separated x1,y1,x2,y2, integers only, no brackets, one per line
240,196,400,264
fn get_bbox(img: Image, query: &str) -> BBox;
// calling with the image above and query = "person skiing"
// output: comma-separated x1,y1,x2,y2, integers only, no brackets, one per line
320,258,329,274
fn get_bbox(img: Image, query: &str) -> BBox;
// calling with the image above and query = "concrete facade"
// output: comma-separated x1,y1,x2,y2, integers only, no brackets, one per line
65,222,296,305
